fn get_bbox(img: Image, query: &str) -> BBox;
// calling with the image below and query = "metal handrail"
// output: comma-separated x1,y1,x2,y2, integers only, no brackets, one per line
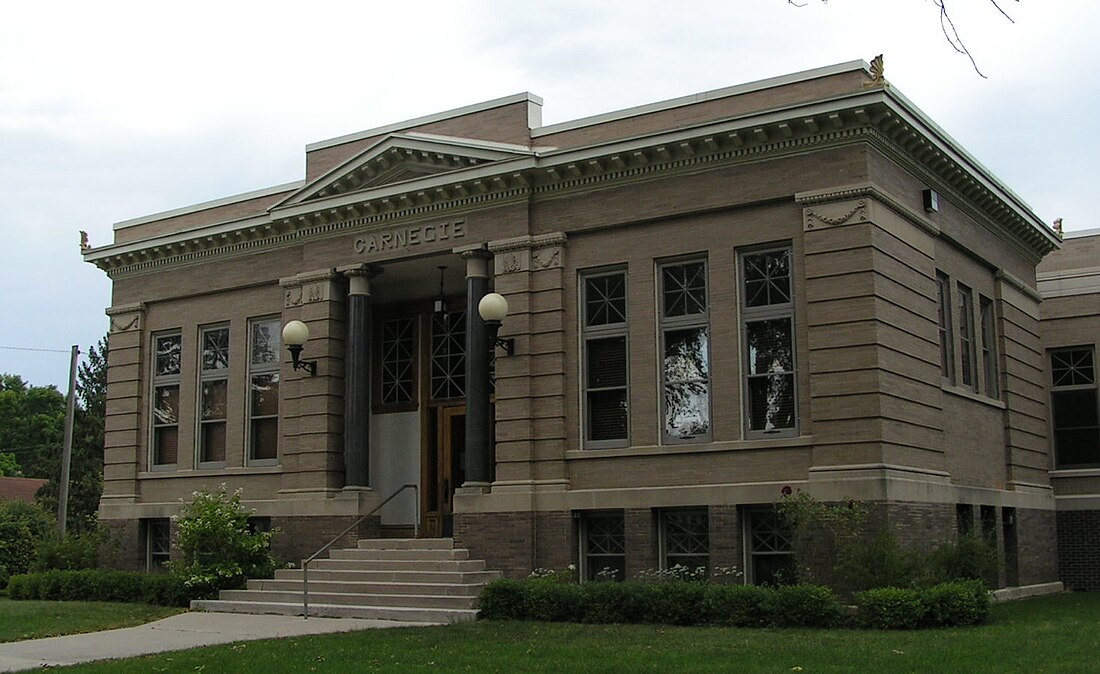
300,483,419,618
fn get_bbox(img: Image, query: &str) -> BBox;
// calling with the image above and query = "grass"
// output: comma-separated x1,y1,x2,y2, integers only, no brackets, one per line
0,597,183,643
41,593,1100,673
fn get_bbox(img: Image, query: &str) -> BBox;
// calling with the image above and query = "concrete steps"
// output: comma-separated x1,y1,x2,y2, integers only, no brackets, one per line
191,538,500,624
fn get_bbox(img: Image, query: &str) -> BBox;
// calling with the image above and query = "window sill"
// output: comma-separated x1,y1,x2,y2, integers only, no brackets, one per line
567,435,814,460
138,465,282,480
942,384,1006,409
1050,468,1100,478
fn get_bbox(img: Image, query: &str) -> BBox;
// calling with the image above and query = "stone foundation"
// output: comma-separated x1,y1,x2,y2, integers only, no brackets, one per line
1016,507,1059,586
1056,509,1100,591
271,515,381,564
100,519,144,571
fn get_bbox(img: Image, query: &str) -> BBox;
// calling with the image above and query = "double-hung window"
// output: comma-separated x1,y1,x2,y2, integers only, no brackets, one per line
150,332,181,468
582,270,629,448
197,325,229,465
1050,347,1100,468
980,296,998,397
958,283,977,389
937,271,955,383
247,317,281,463
741,247,796,436
659,259,711,443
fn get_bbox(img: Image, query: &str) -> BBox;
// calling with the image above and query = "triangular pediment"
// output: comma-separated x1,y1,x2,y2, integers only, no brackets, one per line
275,133,536,208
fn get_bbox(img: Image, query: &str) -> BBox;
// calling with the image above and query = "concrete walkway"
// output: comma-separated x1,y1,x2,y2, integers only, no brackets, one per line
0,611,433,672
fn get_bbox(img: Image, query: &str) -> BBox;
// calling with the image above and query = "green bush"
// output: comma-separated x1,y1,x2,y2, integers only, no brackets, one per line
33,530,105,572
762,584,843,628
701,583,769,627
7,569,192,607
855,587,926,629
625,581,705,626
0,501,54,586
172,485,278,599
836,531,922,592
922,580,991,627
478,579,528,620
526,580,583,622
581,581,631,624
925,535,999,585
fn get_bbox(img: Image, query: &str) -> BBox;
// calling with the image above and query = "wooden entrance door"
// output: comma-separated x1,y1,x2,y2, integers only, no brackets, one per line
422,405,465,537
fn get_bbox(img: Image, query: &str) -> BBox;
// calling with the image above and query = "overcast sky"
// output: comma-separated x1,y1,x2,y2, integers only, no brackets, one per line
2,0,1095,389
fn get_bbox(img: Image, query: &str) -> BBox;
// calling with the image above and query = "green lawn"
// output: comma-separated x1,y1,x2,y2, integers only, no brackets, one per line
46,593,1100,673
0,597,183,643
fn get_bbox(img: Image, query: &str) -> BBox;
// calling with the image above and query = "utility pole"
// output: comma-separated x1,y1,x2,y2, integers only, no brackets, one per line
58,345,79,538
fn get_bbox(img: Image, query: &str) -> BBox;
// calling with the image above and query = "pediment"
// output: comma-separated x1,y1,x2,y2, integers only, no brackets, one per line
275,133,535,208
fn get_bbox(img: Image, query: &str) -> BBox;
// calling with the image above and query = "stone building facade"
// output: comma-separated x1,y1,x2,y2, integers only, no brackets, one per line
84,60,1065,589
1038,228,1100,591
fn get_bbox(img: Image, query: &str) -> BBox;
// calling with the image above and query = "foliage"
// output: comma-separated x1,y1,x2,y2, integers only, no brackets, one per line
33,529,107,572
635,563,710,584
855,580,991,629
776,488,869,587
7,569,193,607
0,452,21,477
170,484,278,598
35,335,108,535
925,535,999,585
836,530,923,592
0,374,65,479
0,500,54,587
479,576,844,628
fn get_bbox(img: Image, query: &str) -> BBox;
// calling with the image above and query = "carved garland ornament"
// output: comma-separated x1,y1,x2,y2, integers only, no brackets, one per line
803,199,868,230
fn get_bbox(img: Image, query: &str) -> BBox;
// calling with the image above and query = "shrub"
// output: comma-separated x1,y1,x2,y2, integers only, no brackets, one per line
855,587,926,629
7,569,192,607
581,581,631,624
33,529,105,572
762,584,843,628
172,485,278,599
835,531,922,592
478,579,528,620
922,580,991,627
526,580,583,622
701,583,769,627
626,581,705,626
0,501,54,586
925,535,998,585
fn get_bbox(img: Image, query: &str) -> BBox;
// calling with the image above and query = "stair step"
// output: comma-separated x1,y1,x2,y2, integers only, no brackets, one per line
218,589,477,609
191,600,477,623
329,548,470,561
309,558,486,572
247,578,485,597
275,568,500,584
358,538,456,550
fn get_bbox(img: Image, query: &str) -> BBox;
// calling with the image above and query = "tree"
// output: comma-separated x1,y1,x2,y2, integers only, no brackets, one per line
0,452,21,477
0,374,65,479
35,336,108,534
788,0,1018,77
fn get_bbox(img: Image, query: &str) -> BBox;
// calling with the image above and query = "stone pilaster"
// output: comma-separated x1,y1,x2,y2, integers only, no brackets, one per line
277,269,347,498
100,302,146,517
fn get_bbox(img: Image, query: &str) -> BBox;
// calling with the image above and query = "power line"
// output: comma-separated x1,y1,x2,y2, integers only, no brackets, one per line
0,345,72,354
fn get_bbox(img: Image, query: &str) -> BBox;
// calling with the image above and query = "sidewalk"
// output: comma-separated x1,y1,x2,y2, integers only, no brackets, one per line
0,611,431,672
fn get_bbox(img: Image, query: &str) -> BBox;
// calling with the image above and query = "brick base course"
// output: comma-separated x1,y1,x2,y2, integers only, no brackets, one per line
271,515,381,564
1056,509,1100,591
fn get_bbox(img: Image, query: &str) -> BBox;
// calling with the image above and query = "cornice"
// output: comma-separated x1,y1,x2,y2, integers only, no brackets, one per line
85,89,1057,279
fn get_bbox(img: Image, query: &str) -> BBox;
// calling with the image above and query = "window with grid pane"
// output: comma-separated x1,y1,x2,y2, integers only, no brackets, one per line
198,326,228,465
740,247,796,436
958,283,976,389
248,317,280,463
381,317,417,404
746,507,794,585
431,311,465,400
146,518,171,571
1050,347,1100,468
661,509,709,572
582,511,626,581
937,272,955,383
582,270,629,448
980,295,998,397
151,332,181,468
659,260,710,442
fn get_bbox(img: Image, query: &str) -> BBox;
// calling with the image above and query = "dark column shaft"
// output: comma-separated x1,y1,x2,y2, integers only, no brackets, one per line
464,251,492,485
344,273,371,487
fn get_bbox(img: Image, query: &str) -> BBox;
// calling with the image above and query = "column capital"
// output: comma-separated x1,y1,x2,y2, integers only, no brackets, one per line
337,264,382,296
459,246,493,279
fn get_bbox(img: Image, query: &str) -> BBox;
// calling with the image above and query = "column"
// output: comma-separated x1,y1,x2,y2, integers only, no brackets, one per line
462,247,493,486
341,264,374,488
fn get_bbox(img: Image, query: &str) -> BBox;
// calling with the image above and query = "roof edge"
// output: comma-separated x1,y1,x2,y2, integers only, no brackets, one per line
305,92,544,153
113,181,304,231
531,59,869,138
